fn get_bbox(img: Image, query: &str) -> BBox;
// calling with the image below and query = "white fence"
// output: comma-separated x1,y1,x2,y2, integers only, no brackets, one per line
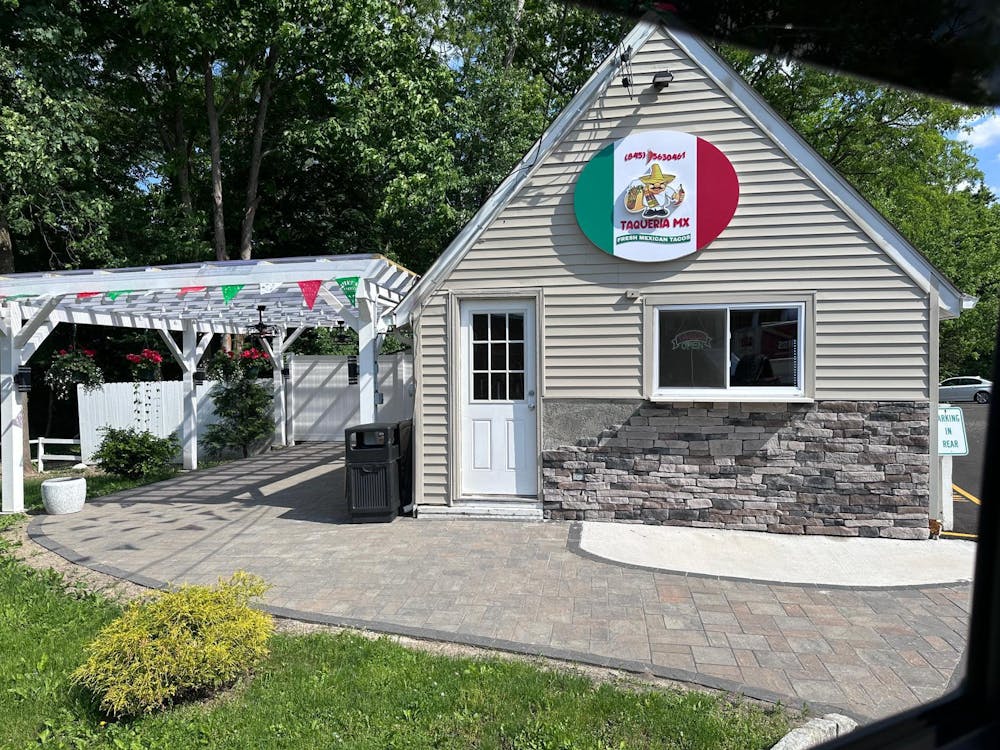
288,352,414,441
77,353,414,460
78,381,222,463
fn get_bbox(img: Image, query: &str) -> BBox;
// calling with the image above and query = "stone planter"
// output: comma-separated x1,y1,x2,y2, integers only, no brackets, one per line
40,476,87,515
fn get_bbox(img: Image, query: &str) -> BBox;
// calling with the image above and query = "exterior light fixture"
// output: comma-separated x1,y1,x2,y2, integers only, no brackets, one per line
652,70,674,90
335,319,348,344
13,366,31,392
194,369,207,384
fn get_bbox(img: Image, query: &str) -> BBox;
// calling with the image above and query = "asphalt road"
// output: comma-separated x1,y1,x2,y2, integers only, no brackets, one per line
947,402,986,538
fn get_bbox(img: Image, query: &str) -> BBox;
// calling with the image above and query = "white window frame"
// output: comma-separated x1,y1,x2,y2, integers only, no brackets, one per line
651,301,807,401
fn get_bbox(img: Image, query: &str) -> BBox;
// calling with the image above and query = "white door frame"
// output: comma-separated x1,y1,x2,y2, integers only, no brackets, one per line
447,290,543,503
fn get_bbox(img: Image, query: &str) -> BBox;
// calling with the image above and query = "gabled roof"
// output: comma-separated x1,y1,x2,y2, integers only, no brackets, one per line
394,16,972,323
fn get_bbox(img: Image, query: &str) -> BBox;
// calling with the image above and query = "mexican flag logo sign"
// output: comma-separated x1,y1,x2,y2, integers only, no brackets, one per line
574,130,739,262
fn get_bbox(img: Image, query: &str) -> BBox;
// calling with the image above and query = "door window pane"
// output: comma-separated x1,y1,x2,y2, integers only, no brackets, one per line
473,314,488,342
490,314,507,340
509,342,524,370
491,343,506,370
658,309,727,388
730,307,799,387
508,314,524,341
509,372,525,400
490,373,507,400
473,343,488,371
473,372,489,400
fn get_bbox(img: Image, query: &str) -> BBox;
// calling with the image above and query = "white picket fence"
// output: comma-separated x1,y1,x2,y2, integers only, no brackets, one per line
77,353,414,461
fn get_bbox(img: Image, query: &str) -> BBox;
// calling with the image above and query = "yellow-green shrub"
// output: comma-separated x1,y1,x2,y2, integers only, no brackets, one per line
72,572,273,717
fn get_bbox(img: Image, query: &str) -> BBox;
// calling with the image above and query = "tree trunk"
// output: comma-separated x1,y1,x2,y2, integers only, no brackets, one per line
503,0,526,69
204,54,228,261
167,67,194,218
0,217,14,274
239,45,278,260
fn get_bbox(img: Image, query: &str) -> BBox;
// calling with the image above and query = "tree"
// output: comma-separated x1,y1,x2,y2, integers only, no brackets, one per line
722,47,1000,377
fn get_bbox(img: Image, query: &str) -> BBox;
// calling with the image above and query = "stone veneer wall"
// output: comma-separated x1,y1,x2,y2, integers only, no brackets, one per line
541,401,931,539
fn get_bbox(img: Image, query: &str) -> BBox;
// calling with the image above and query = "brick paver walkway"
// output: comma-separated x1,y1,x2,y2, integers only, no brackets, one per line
30,444,970,721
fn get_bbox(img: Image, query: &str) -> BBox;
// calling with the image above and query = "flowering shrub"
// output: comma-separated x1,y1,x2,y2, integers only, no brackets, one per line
125,348,164,381
44,348,104,400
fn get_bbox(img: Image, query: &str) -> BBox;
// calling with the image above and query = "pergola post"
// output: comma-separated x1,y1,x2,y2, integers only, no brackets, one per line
159,326,212,470
267,331,287,447
0,305,24,513
357,282,378,425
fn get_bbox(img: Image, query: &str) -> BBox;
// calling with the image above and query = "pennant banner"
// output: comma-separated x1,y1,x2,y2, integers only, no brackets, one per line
336,276,359,306
106,290,133,301
178,286,206,297
297,280,323,310
221,284,244,304
258,282,281,295
76,292,101,300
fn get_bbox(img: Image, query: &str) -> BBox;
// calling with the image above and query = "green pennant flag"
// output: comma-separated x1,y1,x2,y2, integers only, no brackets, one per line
221,284,245,304
336,276,359,306
107,290,133,301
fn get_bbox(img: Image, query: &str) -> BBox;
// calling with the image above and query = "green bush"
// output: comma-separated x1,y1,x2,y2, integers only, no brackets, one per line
204,350,274,458
92,427,179,479
72,572,273,718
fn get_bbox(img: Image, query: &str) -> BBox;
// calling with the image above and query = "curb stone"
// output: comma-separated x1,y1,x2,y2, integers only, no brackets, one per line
771,714,858,750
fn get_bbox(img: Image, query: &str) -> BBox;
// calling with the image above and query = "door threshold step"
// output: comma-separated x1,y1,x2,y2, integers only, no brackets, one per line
417,501,543,521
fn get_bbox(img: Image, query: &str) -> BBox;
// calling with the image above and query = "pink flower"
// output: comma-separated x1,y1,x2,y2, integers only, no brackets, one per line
126,353,142,364
58,349,67,356
82,349,96,357
241,350,253,359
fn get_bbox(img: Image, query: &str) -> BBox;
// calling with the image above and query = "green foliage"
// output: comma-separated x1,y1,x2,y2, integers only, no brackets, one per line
0,535,121,744
204,350,275,458
0,545,788,748
92,427,179,479
43,347,104,401
71,572,273,718
721,47,1000,376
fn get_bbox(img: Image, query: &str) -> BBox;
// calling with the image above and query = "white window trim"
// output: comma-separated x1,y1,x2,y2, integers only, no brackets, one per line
651,301,807,402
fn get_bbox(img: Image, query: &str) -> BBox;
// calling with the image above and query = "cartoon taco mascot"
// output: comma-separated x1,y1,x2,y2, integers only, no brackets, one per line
624,163,685,217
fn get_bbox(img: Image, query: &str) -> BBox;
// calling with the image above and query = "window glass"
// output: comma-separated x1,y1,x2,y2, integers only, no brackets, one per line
471,310,527,402
473,314,488,342
658,309,727,388
730,307,799,387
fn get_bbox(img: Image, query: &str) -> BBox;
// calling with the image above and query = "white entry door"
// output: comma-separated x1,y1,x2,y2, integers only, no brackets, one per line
460,300,537,497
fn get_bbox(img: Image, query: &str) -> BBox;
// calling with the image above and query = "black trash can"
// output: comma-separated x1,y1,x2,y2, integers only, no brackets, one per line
345,422,402,522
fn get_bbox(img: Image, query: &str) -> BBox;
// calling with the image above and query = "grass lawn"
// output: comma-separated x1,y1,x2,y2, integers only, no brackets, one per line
0,519,791,749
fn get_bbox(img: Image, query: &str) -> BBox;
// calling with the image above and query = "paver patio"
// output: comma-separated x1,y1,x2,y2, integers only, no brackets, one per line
29,444,971,721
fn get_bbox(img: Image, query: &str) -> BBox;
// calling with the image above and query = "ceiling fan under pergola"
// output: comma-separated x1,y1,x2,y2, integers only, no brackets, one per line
248,305,278,340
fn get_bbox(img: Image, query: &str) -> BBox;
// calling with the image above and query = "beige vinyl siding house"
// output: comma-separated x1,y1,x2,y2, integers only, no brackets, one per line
395,18,968,537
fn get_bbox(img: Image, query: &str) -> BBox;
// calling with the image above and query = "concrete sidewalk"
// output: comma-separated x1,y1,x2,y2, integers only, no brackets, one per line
28,444,971,722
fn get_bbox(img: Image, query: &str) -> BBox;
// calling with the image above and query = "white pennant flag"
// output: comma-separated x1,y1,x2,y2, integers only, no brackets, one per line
258,282,281,294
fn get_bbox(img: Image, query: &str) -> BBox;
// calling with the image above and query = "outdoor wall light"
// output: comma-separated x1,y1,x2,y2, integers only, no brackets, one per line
13,366,31,392
194,369,207,384
335,320,348,344
652,70,674,90
281,366,290,378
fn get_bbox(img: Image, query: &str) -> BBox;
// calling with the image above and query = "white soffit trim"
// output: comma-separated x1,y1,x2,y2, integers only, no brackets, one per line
663,26,965,319
392,19,659,324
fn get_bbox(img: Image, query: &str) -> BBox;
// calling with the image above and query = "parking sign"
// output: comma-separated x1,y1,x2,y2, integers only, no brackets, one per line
938,406,968,456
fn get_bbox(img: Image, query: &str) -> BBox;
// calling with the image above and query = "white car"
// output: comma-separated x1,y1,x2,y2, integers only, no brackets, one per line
939,376,992,404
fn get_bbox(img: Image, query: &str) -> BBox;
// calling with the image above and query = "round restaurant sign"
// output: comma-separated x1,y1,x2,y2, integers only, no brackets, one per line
574,130,739,262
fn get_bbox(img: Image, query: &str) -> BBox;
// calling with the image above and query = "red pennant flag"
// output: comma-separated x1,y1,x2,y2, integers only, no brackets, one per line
178,286,207,297
297,280,323,310
76,292,101,300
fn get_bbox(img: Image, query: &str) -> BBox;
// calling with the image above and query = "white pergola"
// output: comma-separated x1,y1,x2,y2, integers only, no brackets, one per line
0,255,418,514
